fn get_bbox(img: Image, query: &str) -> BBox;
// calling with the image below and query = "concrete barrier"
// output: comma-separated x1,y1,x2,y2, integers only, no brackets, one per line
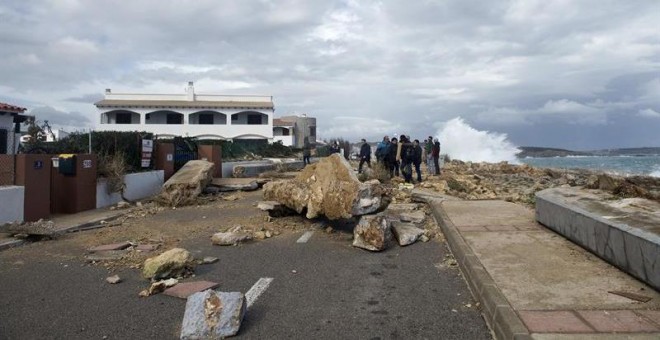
0,186,24,224
96,170,164,208
222,160,306,178
536,187,660,291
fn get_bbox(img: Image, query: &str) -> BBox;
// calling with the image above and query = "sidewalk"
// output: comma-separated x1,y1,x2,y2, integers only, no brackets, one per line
427,198,660,339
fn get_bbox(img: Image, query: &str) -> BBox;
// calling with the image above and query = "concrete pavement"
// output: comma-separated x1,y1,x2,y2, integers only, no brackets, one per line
427,198,660,339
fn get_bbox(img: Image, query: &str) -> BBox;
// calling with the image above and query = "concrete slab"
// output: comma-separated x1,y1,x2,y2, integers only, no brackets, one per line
88,241,131,252
443,200,536,227
162,281,219,299
210,178,259,192
536,187,660,291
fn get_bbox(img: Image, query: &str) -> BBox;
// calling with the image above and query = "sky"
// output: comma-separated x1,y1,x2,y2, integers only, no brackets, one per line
1,0,659,150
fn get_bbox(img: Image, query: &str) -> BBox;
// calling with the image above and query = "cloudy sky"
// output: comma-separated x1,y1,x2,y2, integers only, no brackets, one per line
1,0,658,150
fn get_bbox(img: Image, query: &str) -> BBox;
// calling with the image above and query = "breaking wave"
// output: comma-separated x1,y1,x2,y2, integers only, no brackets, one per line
436,117,520,163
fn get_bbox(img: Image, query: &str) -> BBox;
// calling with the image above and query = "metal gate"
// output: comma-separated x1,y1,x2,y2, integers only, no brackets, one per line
173,137,198,172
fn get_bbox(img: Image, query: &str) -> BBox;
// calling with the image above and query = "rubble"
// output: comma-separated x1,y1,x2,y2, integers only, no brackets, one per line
106,275,122,284
263,154,385,220
391,222,425,246
257,201,296,217
352,215,392,251
211,232,252,246
180,290,246,340
210,178,259,192
399,211,426,224
140,278,179,297
163,281,220,299
142,248,193,280
158,160,215,207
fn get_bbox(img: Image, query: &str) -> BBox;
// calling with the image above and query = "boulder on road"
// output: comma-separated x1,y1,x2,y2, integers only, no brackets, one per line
180,290,246,340
211,232,252,246
143,248,193,280
391,222,425,246
352,214,392,251
263,154,385,220
158,160,215,207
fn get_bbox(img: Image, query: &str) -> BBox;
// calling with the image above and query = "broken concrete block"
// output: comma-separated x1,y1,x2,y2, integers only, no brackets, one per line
142,248,193,280
158,160,215,207
352,215,392,252
263,154,385,220
88,241,132,252
180,290,246,340
106,275,122,284
141,278,179,296
163,281,220,299
400,211,426,224
211,232,252,246
391,222,425,246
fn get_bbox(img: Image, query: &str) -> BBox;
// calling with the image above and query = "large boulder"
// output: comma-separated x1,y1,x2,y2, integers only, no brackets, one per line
263,154,385,220
352,215,392,251
180,290,246,339
143,248,193,280
159,160,215,207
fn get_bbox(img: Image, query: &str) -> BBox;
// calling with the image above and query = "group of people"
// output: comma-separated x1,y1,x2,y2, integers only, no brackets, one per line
358,135,441,184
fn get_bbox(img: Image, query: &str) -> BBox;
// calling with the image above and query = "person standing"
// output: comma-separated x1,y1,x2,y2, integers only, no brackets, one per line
330,141,341,155
432,138,441,175
375,136,389,163
413,139,423,182
358,138,371,173
387,137,399,177
425,136,434,174
399,135,414,183
302,138,311,166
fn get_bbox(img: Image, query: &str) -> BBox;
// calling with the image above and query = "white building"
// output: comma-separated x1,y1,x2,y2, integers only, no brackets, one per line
95,82,275,140
273,114,317,148
0,102,28,154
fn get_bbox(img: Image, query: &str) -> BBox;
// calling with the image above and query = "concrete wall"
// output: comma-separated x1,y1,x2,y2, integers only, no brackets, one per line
96,170,164,208
0,186,24,224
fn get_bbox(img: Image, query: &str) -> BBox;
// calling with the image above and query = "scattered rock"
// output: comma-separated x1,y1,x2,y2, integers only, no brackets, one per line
200,257,217,264
158,160,215,207
325,226,334,233
253,231,266,240
180,290,246,340
116,201,130,209
420,235,430,242
263,154,385,220
399,211,426,224
352,214,392,251
106,275,122,284
141,278,179,296
211,232,252,246
391,222,425,246
142,248,193,280
265,230,272,238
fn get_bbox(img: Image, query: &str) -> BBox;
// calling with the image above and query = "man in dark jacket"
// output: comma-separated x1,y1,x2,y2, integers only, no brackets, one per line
358,139,371,173
387,137,399,177
432,138,441,175
413,139,423,182
399,136,414,183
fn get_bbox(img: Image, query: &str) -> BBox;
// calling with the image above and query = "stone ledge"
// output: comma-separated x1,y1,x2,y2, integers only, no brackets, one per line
535,187,660,291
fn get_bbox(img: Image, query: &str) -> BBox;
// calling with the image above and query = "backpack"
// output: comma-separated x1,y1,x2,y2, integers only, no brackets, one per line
403,144,415,162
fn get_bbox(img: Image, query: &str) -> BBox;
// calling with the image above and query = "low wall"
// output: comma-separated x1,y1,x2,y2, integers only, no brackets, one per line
96,170,164,208
0,186,24,224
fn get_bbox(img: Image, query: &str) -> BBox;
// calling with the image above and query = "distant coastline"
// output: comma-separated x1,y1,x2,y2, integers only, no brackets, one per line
517,146,660,158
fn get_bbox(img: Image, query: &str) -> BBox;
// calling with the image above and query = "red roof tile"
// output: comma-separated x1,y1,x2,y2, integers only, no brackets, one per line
0,102,27,114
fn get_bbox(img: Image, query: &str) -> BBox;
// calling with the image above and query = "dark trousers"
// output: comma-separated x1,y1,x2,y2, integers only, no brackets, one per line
303,156,310,165
433,156,440,175
358,158,370,173
401,161,413,183
414,162,422,181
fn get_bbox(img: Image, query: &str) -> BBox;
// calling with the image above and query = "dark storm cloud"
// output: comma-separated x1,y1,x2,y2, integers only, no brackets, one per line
0,0,658,147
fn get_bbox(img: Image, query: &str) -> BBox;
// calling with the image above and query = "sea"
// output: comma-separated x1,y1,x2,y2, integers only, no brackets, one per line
435,117,660,178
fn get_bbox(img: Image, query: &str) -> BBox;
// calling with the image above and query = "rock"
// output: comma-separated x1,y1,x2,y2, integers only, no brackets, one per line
254,231,266,240
265,230,272,238
420,235,430,242
352,215,392,251
202,257,219,264
387,203,420,211
142,248,193,280
211,232,252,246
143,278,179,296
117,201,130,209
391,222,425,246
400,211,426,224
325,226,334,233
106,275,122,284
263,154,385,220
158,160,215,207
180,290,246,340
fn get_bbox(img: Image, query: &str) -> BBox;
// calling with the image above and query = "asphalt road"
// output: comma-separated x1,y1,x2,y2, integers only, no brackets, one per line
1,223,491,339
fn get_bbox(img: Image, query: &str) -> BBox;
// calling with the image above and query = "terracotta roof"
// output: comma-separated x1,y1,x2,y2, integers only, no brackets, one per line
94,99,274,109
0,102,27,114
273,119,294,127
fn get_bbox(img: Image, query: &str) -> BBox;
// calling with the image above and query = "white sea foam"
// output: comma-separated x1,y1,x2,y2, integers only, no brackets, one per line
436,117,520,163
650,168,660,178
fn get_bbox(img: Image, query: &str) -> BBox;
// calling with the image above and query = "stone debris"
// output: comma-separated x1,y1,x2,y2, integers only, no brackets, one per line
253,231,266,240
211,232,252,246
257,201,296,217
142,248,194,280
391,222,425,246
386,203,421,211
106,275,122,284
158,160,215,207
263,154,385,220
163,281,220,299
180,290,246,340
2,219,57,236
116,201,130,209
399,211,426,224
140,278,179,297
420,235,430,242
352,215,392,252
201,257,219,264
88,241,132,252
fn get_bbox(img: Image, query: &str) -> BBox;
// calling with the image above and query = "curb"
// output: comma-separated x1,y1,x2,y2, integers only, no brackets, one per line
59,213,124,234
0,238,26,252
423,197,532,340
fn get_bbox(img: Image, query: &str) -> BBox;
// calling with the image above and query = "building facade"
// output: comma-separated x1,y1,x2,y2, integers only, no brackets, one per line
273,114,317,148
0,102,28,154
95,82,275,140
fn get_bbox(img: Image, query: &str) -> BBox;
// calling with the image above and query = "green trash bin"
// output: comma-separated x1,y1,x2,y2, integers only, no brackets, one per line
58,154,77,176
